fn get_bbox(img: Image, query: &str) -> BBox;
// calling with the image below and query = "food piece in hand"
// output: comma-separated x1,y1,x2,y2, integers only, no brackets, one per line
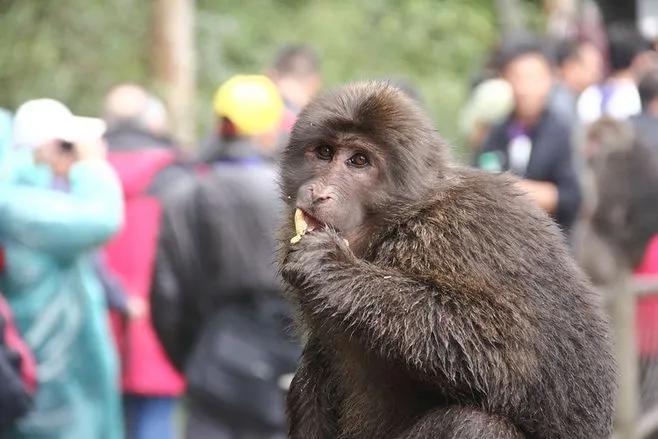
290,208,308,244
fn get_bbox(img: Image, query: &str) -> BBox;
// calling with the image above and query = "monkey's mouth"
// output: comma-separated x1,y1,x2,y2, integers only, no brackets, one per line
301,210,327,233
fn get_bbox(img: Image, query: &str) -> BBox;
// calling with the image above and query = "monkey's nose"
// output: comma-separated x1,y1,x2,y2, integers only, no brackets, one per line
309,187,332,205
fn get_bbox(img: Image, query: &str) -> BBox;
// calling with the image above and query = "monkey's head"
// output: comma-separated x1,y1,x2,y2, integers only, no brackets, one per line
280,81,448,244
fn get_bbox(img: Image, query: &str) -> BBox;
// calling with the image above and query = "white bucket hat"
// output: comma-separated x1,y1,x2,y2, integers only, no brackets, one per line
12,98,106,150
459,79,514,137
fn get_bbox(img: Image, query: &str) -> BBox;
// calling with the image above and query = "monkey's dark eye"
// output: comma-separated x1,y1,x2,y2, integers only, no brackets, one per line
348,153,370,168
315,145,334,161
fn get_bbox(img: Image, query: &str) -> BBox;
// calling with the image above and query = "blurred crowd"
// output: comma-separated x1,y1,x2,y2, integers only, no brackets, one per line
1,16,658,439
462,20,658,416
0,45,319,439
462,23,658,280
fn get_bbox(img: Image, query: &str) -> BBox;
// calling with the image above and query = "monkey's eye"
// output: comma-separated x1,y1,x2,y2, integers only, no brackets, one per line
315,145,334,161
348,153,370,168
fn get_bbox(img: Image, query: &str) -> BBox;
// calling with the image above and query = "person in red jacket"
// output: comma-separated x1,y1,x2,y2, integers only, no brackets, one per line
101,84,190,439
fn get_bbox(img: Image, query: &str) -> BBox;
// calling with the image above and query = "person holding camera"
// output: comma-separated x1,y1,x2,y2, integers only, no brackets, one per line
0,99,124,439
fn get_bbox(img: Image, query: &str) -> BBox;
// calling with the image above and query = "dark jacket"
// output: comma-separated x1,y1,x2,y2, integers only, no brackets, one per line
152,138,295,366
475,110,582,232
151,138,299,432
105,122,175,151
631,113,658,156
549,83,578,125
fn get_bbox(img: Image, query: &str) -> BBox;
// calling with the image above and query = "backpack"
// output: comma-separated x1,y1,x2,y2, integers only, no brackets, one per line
0,295,35,427
185,297,300,429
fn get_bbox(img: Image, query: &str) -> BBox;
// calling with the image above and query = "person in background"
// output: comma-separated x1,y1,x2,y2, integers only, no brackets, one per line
474,36,582,234
198,45,321,164
151,75,300,439
630,70,658,394
268,44,322,136
268,44,322,121
550,38,604,123
0,99,123,438
632,67,658,154
104,84,174,150
573,117,658,409
101,84,187,439
0,109,36,432
578,23,655,123
460,78,514,154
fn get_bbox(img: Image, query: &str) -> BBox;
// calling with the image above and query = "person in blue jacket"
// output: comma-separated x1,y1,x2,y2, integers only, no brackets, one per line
0,99,124,439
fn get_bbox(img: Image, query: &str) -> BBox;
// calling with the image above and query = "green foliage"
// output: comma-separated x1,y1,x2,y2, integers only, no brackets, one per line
197,0,498,144
0,0,501,145
0,0,150,116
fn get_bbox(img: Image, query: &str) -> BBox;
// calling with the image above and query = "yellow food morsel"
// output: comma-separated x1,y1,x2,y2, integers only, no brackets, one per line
290,208,308,244
294,208,308,235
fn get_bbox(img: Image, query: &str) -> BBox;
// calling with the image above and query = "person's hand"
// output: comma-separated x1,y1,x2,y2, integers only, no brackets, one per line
75,138,107,161
34,140,76,177
515,179,558,214
126,296,148,320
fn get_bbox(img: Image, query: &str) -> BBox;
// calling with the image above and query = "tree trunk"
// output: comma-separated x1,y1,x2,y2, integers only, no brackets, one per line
152,0,196,149
495,0,526,35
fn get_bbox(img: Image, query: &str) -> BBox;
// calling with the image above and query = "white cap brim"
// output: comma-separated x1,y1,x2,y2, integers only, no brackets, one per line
60,116,106,144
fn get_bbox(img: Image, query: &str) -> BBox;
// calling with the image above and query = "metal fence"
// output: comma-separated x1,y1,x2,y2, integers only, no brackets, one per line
610,275,658,439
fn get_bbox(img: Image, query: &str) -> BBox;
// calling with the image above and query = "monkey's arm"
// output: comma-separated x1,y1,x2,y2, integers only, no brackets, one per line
287,338,339,439
282,229,533,388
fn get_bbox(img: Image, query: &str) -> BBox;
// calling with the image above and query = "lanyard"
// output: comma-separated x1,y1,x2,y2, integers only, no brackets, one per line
506,121,532,176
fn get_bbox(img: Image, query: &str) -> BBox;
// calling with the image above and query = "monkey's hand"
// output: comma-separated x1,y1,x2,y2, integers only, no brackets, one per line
281,228,355,291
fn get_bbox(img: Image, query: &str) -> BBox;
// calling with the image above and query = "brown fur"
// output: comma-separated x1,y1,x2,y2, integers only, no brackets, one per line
278,81,616,438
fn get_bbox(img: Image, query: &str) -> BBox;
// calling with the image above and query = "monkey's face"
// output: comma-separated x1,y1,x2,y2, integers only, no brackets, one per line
291,137,385,238
280,81,447,246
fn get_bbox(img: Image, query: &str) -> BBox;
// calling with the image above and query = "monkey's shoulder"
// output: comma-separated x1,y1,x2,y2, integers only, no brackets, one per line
441,166,545,214
374,167,573,279
405,167,561,242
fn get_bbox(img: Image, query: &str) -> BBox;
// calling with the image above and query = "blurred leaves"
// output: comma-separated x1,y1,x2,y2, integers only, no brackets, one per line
197,0,500,144
0,0,151,116
0,0,506,144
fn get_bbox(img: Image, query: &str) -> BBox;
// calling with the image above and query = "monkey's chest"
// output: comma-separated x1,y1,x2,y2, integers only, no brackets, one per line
332,340,433,438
